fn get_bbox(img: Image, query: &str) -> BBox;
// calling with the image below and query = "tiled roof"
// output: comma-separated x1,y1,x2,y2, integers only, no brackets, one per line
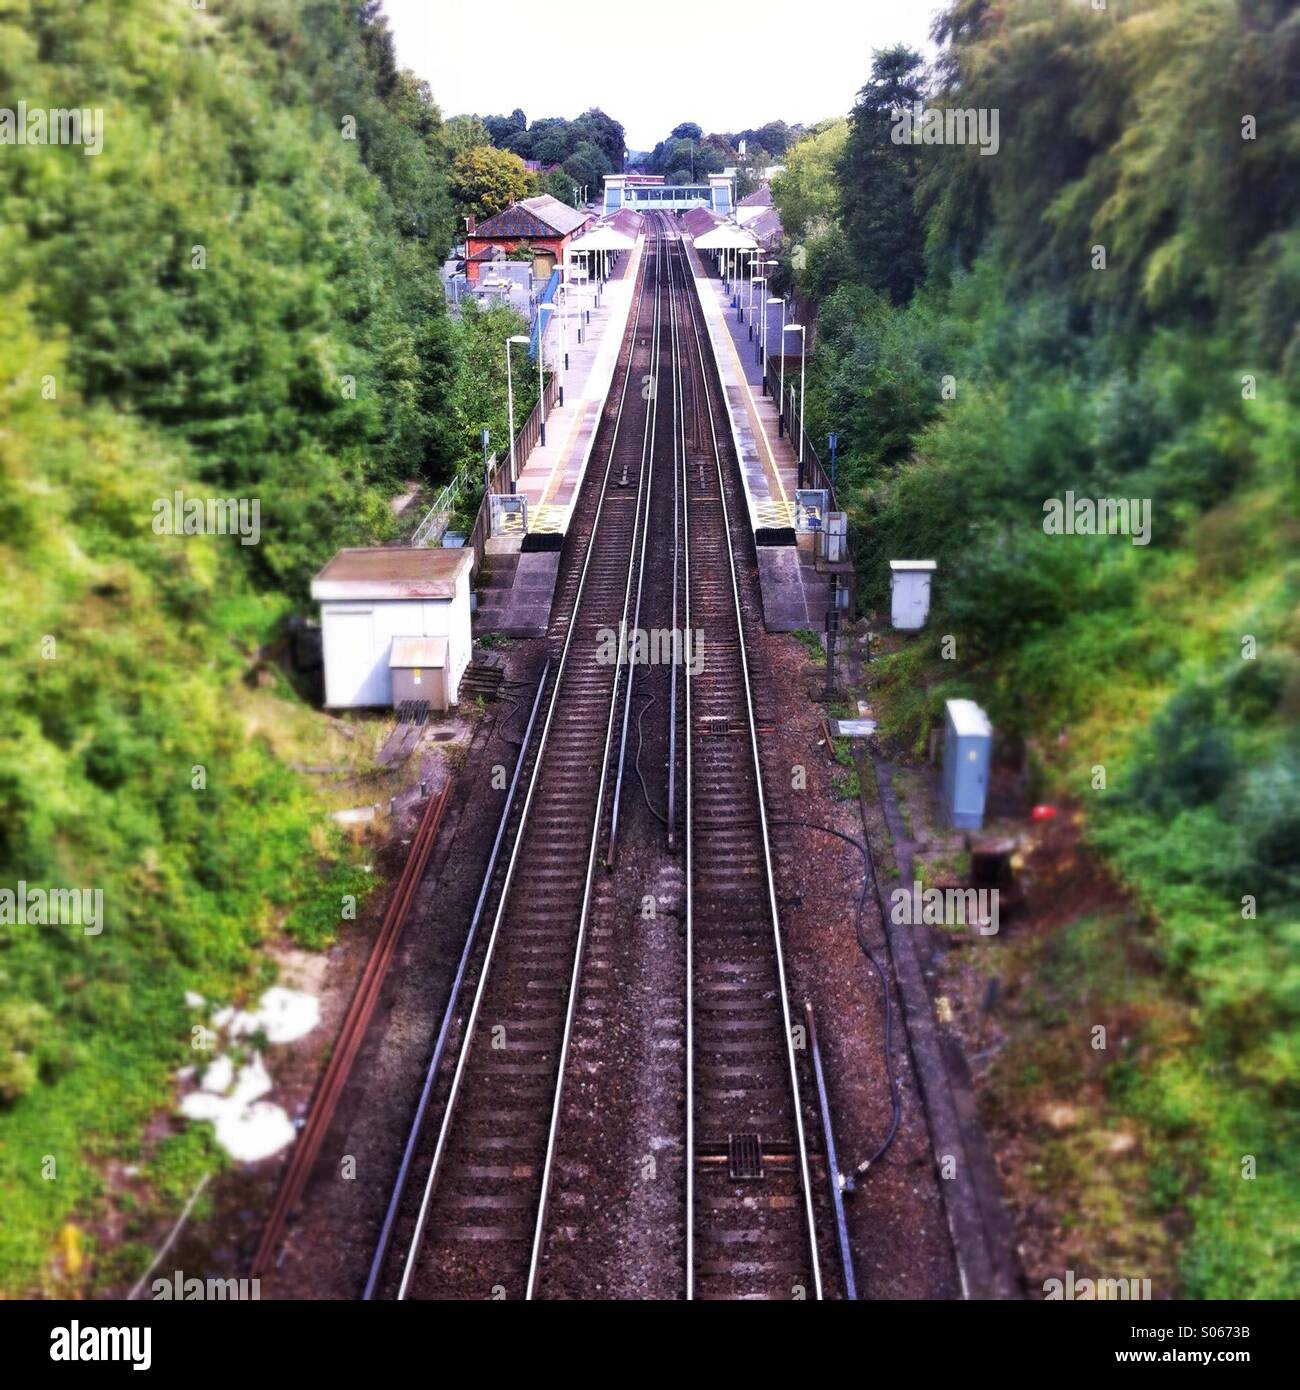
738,184,773,208
681,205,724,237
472,206,558,239
746,207,784,243
603,208,644,238
473,195,589,239
519,194,590,234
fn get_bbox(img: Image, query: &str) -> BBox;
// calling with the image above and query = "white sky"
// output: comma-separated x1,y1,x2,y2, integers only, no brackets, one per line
381,0,942,150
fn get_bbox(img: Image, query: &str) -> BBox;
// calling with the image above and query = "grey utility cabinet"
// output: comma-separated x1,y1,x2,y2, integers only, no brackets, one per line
943,698,992,830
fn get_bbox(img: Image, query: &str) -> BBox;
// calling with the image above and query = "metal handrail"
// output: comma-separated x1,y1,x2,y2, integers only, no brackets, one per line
463,370,558,571
765,354,838,511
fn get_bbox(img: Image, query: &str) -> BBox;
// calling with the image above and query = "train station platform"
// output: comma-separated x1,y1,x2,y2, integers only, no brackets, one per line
475,237,645,636
683,239,827,633
518,236,644,542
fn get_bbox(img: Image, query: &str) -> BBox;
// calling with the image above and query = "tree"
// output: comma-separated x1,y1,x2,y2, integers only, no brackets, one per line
443,113,490,158
573,108,626,172
771,118,848,243
544,169,578,206
450,145,533,218
563,140,606,198
528,117,572,165
671,121,703,142
755,120,792,158
483,113,517,146
838,45,928,303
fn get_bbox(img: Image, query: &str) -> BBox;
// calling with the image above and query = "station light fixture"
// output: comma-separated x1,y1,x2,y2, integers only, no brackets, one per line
784,323,807,467
536,303,557,443
505,334,530,487
765,294,783,394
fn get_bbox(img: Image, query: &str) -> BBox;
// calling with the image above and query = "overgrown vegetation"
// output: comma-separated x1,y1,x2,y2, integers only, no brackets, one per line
775,0,1300,1295
0,0,490,1291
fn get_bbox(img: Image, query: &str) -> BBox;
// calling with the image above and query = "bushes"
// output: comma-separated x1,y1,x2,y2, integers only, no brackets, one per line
0,1,439,1290
778,0,1300,1294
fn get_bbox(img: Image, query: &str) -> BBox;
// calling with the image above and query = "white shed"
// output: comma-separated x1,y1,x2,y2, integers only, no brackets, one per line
310,547,474,709
889,560,937,630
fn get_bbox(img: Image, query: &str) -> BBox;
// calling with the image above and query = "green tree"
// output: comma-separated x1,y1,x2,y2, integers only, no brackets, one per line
573,107,626,172
563,140,606,197
772,118,848,243
544,169,579,205
839,45,928,303
443,112,491,157
450,145,534,218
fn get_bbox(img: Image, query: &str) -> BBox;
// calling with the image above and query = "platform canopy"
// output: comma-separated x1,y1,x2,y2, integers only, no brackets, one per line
693,222,759,252
568,220,636,254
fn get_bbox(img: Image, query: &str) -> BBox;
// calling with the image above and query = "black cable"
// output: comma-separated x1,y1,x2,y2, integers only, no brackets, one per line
491,690,524,747
771,815,902,1178
633,690,668,826
731,811,903,1181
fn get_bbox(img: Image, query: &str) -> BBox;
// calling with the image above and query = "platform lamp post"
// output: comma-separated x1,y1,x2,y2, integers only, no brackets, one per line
784,322,806,475
505,334,530,488
536,302,555,446
750,249,765,337
753,261,777,362
571,265,588,344
765,296,781,396
552,285,568,407
776,296,788,433
757,259,778,365
558,279,570,380
745,248,760,330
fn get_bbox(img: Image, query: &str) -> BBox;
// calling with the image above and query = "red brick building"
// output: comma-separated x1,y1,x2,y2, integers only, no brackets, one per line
464,195,593,282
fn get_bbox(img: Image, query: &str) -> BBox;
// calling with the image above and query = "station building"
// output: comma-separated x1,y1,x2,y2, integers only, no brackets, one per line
465,194,593,281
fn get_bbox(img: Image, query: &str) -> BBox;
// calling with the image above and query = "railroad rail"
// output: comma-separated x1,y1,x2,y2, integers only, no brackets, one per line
251,778,454,1278
665,222,823,1300
367,231,667,1301
366,216,827,1300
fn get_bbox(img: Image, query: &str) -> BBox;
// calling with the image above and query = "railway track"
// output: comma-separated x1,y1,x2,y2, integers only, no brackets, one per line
366,230,668,1301
368,216,829,1300
667,226,823,1300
